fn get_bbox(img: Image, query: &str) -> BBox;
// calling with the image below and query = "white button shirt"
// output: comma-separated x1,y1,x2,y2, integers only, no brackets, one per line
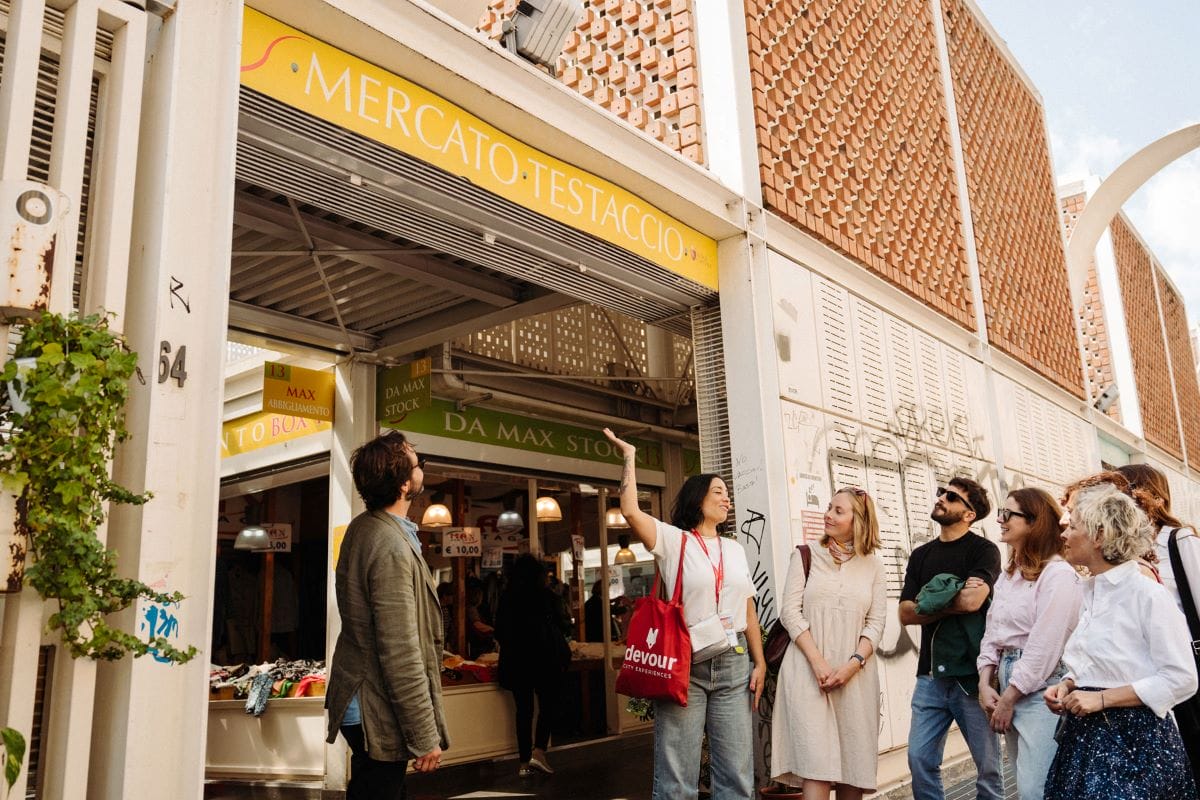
1062,559,1199,717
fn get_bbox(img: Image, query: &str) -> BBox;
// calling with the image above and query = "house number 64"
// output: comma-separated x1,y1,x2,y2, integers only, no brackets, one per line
158,341,188,387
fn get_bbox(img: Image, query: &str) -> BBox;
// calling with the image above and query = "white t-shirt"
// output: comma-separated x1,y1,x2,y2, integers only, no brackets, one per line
651,520,754,633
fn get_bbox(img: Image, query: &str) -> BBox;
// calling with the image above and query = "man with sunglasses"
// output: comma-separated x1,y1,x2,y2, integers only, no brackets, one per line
899,477,1002,800
325,431,448,799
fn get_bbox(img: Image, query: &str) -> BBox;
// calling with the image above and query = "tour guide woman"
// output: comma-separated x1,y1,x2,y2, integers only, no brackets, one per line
1042,484,1198,799
603,428,766,800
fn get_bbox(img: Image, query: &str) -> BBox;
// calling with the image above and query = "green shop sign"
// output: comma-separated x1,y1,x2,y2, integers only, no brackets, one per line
376,358,432,423
389,398,664,470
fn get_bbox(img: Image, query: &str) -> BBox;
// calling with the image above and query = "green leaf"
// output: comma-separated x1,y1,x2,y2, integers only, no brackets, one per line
1,727,24,789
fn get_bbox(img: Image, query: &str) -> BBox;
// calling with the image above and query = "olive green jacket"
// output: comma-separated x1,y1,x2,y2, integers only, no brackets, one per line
325,510,449,761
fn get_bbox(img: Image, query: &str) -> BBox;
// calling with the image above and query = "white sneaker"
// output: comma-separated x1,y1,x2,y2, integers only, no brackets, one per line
528,754,554,774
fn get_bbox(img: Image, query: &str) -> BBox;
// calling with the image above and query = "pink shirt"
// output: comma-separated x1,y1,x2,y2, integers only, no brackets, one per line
976,558,1083,695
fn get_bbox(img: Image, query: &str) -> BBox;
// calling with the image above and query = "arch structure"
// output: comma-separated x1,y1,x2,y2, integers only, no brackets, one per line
1067,123,1200,311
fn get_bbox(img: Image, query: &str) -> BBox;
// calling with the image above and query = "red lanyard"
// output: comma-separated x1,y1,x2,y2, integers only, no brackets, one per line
691,530,724,605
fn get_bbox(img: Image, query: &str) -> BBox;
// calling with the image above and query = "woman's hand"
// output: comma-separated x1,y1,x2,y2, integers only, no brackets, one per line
978,683,1000,717
602,428,636,458
1062,689,1104,717
989,694,1015,732
820,660,859,692
808,653,834,686
749,659,767,711
1043,681,1072,714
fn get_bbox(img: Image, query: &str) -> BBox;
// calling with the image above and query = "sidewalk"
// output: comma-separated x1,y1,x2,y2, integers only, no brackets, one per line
205,732,1017,799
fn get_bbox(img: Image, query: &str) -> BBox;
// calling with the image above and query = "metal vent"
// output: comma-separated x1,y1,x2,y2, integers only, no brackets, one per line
691,304,733,512
0,35,101,310
237,89,715,337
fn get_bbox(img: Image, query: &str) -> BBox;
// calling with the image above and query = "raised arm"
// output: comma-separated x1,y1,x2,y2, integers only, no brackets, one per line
602,428,657,550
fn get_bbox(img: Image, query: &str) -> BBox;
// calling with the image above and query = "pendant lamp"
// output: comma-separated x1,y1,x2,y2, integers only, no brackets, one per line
421,503,453,528
497,509,525,532
233,523,269,551
535,495,563,522
605,507,629,529
614,534,637,565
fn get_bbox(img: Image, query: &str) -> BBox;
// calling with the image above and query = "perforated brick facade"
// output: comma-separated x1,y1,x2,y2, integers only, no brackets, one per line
1157,271,1200,460
941,0,1082,398
1111,216,1182,458
1061,191,1119,421
743,0,974,328
478,0,705,164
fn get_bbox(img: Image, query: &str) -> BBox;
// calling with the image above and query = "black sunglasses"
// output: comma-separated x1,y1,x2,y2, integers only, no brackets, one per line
996,509,1031,523
936,486,975,514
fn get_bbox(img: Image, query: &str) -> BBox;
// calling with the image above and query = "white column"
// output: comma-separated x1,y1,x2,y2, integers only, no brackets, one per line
87,2,242,798
717,218,791,626
323,358,373,791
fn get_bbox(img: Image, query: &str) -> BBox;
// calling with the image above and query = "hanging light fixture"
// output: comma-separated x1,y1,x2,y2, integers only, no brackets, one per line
421,503,453,528
497,509,525,532
614,534,637,565
234,495,271,551
605,507,629,529
535,495,562,522
233,523,269,551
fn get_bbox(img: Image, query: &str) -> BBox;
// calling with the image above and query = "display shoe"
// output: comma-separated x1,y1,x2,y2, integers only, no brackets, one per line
528,753,554,774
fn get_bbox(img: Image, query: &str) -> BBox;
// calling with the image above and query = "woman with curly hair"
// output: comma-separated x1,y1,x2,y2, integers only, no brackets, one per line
976,488,1082,799
1059,471,1159,581
770,487,887,800
1115,463,1200,785
1042,484,1197,800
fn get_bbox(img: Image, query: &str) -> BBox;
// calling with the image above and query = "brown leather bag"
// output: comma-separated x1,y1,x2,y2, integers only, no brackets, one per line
763,544,811,671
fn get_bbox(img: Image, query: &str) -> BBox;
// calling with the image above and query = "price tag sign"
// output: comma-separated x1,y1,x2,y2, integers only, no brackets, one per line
608,571,625,599
571,534,585,561
262,523,292,553
482,546,503,569
442,527,482,558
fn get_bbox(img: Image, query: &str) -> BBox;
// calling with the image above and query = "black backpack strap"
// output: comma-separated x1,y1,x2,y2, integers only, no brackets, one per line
1167,528,1200,650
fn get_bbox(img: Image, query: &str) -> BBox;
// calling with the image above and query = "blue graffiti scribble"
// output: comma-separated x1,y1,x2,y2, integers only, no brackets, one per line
140,601,182,664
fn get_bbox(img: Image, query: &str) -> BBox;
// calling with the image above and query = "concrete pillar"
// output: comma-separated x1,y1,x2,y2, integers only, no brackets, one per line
324,358,374,791
87,2,242,798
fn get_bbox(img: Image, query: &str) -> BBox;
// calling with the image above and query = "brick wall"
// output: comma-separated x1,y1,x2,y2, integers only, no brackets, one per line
941,0,1082,398
1157,270,1200,460
744,0,974,328
478,0,705,164
1061,191,1119,421
1111,216,1182,458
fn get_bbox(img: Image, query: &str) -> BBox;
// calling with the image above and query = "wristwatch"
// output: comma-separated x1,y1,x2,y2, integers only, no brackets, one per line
849,653,866,668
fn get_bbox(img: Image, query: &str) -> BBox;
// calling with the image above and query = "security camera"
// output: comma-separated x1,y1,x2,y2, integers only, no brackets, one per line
1094,383,1119,413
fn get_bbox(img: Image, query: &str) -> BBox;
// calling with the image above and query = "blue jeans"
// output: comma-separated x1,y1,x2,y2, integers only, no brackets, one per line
652,643,753,800
908,675,1002,800
999,649,1066,800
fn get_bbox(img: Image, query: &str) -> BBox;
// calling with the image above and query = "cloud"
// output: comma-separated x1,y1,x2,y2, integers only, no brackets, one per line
1049,127,1125,183
1124,151,1200,330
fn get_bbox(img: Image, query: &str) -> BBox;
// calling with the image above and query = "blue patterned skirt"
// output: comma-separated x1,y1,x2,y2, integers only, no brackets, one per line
1044,696,1198,800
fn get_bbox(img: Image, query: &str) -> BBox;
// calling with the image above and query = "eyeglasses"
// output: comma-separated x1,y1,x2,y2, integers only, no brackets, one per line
415,456,427,470
936,486,976,514
996,509,1031,523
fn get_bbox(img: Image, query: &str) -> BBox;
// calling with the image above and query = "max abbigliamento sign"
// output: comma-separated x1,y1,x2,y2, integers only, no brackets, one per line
239,8,718,289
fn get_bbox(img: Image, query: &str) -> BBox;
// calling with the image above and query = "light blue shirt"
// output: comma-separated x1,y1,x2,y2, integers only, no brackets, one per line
342,512,422,729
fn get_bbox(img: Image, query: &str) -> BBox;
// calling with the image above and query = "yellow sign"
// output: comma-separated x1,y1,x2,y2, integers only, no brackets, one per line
332,524,347,571
221,410,332,458
240,8,718,289
262,361,335,422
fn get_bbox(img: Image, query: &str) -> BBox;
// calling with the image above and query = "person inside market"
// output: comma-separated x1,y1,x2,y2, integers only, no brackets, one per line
584,578,625,643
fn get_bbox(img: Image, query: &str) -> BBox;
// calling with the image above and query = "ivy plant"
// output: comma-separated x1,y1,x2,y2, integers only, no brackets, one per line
0,312,195,663
0,727,22,796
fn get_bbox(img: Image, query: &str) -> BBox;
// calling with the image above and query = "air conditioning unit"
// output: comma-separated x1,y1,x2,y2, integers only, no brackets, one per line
503,0,583,68
0,180,69,316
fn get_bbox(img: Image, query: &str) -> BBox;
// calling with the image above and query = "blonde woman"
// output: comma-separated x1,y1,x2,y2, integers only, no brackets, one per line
771,488,887,800
1043,484,1197,799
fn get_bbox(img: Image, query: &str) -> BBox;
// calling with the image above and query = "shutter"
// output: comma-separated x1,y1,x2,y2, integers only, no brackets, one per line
814,277,858,418
691,305,733,513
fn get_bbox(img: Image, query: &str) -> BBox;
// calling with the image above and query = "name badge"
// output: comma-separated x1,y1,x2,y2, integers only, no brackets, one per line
720,611,737,648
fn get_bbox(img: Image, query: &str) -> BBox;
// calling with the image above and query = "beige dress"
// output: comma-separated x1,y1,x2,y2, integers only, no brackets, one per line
770,545,886,790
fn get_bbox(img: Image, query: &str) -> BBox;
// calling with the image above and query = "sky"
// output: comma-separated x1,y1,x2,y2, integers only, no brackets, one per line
973,0,1200,331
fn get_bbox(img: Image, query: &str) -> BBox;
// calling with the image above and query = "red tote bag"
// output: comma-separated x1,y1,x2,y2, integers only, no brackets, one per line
615,534,691,706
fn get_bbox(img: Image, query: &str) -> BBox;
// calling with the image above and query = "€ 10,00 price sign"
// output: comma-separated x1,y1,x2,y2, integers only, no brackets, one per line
442,527,482,558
